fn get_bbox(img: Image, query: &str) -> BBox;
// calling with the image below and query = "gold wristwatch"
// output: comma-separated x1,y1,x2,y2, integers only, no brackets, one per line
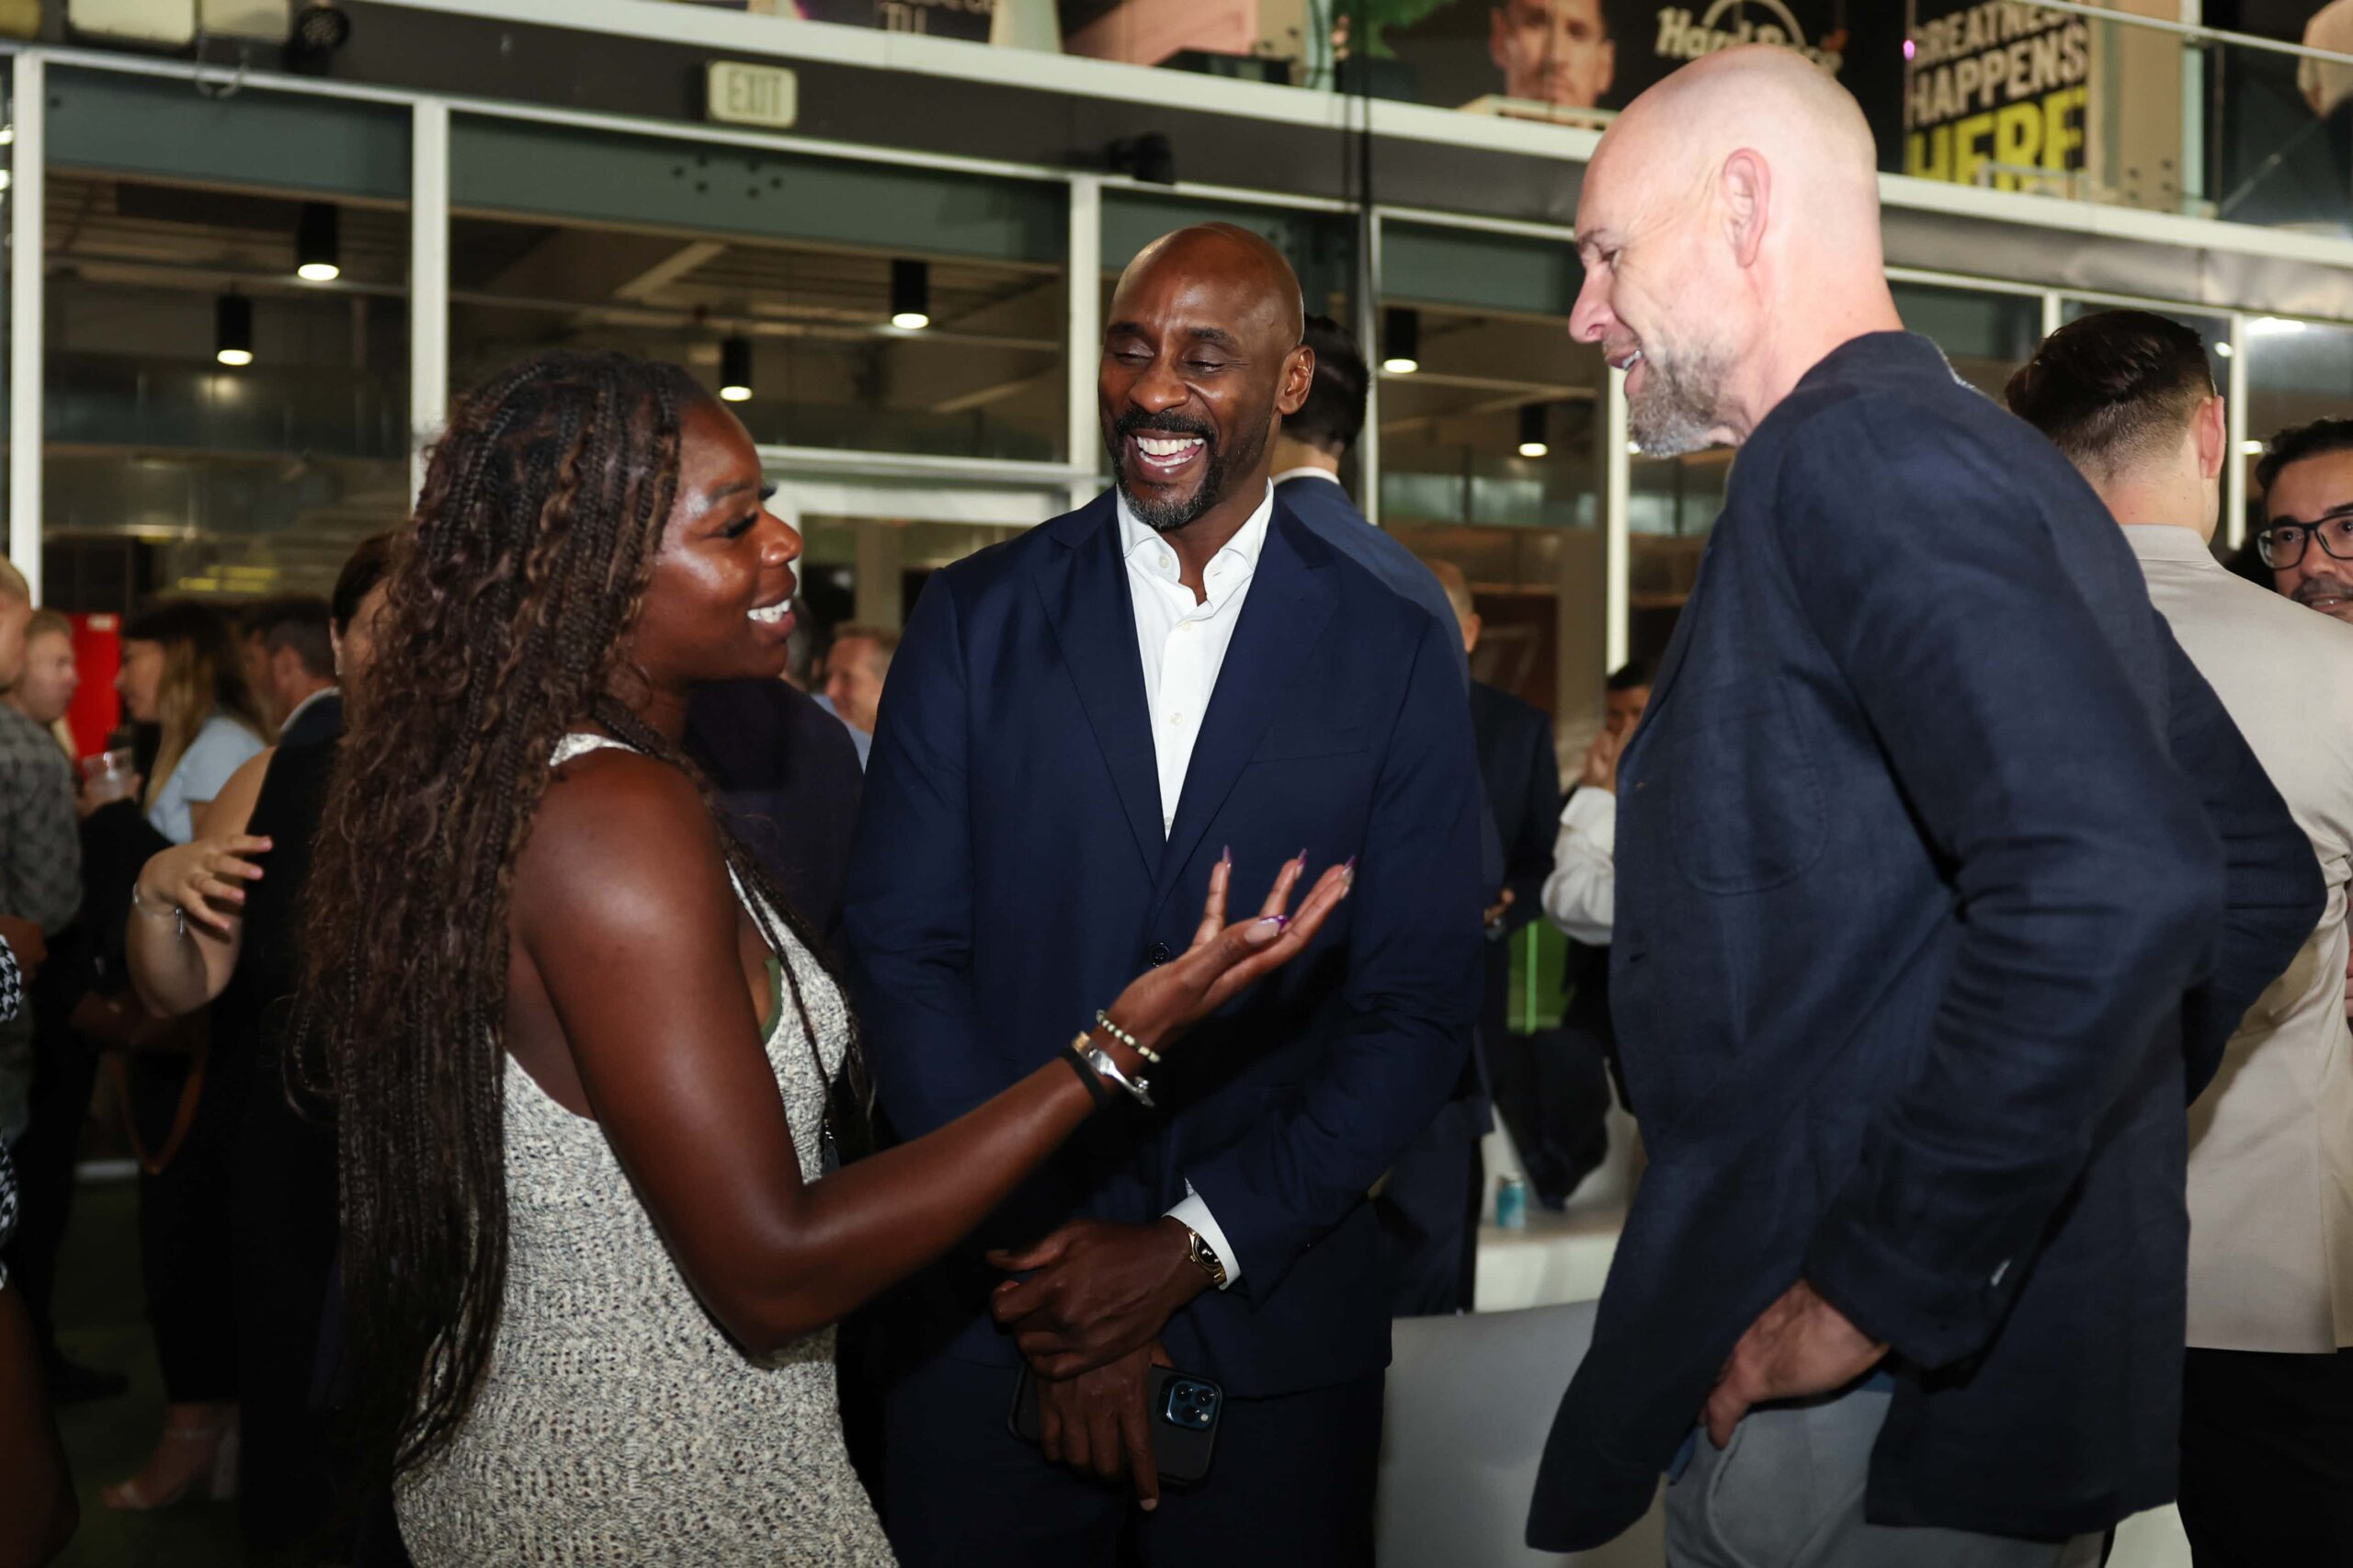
1183,1225,1229,1290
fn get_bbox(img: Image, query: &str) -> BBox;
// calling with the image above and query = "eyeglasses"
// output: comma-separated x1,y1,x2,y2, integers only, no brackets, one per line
2256,513,2353,569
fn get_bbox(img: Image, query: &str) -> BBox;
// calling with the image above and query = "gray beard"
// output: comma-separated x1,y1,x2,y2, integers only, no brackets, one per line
1629,345,1733,457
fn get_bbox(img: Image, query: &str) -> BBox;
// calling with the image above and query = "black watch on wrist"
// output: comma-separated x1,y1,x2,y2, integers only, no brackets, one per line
1182,1225,1229,1290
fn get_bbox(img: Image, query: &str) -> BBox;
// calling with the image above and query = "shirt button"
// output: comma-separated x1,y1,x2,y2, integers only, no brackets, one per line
1179,621,1195,634
1148,942,1174,966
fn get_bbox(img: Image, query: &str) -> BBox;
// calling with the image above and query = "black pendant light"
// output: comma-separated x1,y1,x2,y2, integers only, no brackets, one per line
891,259,931,331
215,293,254,368
1381,306,1421,375
1518,403,1550,459
719,335,754,403
296,201,340,282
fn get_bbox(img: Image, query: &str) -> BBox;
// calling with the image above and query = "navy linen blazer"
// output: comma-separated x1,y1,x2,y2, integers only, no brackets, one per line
842,490,1484,1398
1528,334,2317,1549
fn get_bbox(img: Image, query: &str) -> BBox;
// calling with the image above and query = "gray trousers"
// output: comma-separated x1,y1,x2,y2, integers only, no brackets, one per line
1665,1385,2106,1568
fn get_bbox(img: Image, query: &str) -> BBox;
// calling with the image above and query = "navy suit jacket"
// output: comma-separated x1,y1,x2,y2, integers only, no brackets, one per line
1276,474,1469,690
686,678,865,952
278,690,343,750
1529,335,2317,1549
843,490,1484,1398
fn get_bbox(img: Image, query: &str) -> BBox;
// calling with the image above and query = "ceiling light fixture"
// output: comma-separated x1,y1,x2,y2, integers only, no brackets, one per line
720,335,754,403
1518,403,1550,459
296,200,341,282
215,293,255,368
891,259,932,331
1381,306,1421,375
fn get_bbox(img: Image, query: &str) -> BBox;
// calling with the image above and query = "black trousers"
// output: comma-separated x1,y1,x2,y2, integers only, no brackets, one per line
231,1062,343,1557
2179,1346,2353,1568
882,1353,1383,1568
133,1054,244,1405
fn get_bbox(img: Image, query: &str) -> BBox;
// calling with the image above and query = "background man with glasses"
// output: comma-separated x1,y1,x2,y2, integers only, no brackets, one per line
2256,416,2353,623
2013,313,2353,1568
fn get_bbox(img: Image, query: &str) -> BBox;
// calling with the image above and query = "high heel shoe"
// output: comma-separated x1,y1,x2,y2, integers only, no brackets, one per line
101,1416,239,1510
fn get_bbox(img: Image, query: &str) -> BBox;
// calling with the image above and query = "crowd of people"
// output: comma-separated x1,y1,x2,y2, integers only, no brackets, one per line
0,40,2347,1568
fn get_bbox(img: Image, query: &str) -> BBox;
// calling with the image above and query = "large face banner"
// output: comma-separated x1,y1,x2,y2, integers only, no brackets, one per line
1379,0,1865,113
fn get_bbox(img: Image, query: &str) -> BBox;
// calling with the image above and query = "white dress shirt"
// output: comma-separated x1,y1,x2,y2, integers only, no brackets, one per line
2126,524,2353,1353
1541,787,1617,945
1118,483,1276,1287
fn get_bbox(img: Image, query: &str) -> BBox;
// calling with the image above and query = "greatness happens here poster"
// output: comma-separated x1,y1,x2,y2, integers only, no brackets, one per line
1904,3,2089,190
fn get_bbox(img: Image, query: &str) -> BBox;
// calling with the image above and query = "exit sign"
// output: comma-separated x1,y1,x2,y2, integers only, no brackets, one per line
706,61,799,130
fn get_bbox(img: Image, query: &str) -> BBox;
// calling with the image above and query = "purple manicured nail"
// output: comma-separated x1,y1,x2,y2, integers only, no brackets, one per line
1296,846,1309,865
1221,845,1233,868
1343,856,1358,872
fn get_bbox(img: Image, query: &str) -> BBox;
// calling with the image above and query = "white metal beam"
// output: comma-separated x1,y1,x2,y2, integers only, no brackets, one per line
411,97,449,503
1604,369,1630,672
2226,309,2249,551
1065,175,1102,516
8,54,41,599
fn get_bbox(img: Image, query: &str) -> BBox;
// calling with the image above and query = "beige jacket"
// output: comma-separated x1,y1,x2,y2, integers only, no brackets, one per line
2128,524,2353,1353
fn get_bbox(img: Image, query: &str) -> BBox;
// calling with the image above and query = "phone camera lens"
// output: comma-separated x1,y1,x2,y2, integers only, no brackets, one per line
1163,1379,1218,1429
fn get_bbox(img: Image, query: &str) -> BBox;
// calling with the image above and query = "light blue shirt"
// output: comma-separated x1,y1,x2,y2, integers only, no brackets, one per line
147,712,266,846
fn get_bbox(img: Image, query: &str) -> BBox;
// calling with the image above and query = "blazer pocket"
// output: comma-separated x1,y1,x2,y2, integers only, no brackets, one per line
1250,724,1368,763
1665,683,1825,896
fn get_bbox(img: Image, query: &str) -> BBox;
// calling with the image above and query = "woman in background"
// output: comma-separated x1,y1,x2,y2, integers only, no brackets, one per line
130,536,393,1555
116,601,270,846
99,601,267,1509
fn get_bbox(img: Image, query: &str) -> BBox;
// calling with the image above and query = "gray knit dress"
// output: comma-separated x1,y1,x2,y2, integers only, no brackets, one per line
395,735,896,1566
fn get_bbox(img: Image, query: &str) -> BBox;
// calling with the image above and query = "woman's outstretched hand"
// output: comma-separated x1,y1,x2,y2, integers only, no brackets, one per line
1102,852,1353,1057
135,834,273,940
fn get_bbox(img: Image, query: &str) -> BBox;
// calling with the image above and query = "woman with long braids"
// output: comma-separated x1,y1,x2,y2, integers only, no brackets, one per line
298,350,1348,1564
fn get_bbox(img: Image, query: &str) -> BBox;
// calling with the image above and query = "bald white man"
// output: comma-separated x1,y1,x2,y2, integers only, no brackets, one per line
2011,311,2353,1568
1526,48,2316,1567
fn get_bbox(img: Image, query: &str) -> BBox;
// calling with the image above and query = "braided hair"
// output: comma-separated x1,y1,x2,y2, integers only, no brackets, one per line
294,349,856,1491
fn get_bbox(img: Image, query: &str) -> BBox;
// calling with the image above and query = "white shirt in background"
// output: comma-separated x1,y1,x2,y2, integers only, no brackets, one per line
1541,787,1618,946
1115,483,1277,1287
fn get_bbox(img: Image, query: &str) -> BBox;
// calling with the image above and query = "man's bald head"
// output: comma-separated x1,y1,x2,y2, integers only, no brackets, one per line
1570,45,1899,451
1114,223,1306,351
1100,225,1315,536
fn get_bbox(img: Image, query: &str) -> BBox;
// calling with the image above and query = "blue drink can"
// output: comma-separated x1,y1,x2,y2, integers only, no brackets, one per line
1495,1174,1528,1230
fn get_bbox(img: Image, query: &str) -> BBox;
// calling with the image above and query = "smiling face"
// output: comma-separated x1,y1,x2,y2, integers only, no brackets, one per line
621,398,803,693
1099,229,1313,534
1491,0,1614,108
1571,138,1746,456
2264,448,2353,624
